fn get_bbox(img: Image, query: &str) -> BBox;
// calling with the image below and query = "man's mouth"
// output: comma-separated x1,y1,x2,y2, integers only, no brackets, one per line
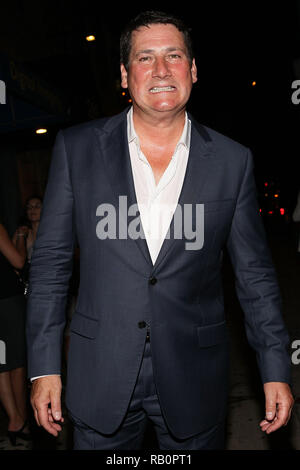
149,86,176,94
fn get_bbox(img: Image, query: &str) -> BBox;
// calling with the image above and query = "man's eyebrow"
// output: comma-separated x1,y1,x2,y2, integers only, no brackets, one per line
135,47,186,56
165,47,186,53
135,49,155,56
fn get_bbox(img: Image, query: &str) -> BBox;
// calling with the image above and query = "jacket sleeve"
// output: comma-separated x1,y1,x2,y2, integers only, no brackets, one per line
26,130,75,378
226,148,291,384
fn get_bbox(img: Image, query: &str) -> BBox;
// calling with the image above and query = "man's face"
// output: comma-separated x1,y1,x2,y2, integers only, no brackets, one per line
120,23,197,116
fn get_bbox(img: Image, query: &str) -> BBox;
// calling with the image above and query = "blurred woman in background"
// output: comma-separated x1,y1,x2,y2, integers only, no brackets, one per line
0,222,31,445
13,196,43,262
13,196,43,295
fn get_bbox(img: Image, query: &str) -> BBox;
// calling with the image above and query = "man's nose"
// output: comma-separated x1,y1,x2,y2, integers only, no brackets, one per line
152,57,171,79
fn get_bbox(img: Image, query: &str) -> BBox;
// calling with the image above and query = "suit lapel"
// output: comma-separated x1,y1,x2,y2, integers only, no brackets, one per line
93,110,217,272
93,111,153,267
152,117,216,272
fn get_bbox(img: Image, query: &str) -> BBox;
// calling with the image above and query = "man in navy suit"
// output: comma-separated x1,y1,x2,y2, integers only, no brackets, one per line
27,11,293,449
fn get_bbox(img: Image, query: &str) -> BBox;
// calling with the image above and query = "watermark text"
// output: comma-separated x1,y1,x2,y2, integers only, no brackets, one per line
0,80,6,104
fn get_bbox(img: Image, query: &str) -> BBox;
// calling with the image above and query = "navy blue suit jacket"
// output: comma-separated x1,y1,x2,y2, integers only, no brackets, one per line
26,108,291,438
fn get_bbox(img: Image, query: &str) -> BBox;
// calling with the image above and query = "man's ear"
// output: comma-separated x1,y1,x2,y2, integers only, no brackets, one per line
120,64,128,89
191,58,198,84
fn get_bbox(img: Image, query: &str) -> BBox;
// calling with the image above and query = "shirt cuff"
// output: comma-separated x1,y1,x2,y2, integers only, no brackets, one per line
30,374,61,382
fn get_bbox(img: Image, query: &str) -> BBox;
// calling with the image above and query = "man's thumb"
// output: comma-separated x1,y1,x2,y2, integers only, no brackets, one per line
50,392,62,421
265,395,277,421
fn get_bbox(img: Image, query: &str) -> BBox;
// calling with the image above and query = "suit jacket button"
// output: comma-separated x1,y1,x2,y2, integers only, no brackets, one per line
149,277,157,285
138,321,147,329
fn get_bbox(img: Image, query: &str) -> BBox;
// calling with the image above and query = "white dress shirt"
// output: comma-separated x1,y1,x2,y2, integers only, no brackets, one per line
31,107,191,380
127,106,191,264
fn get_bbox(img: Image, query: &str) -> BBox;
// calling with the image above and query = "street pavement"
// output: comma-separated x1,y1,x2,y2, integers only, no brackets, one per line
0,223,299,451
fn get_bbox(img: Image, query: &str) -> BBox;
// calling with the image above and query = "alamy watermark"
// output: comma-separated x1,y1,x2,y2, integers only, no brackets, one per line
95,196,204,250
291,80,300,104
0,340,6,365
0,80,6,104
291,340,300,365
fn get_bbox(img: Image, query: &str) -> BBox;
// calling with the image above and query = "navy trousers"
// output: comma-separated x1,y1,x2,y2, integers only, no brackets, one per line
69,338,225,450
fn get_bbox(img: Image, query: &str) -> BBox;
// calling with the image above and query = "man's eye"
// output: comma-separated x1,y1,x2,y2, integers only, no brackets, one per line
168,54,181,59
139,56,151,62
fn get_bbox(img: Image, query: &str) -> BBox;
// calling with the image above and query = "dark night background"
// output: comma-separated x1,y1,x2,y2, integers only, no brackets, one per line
0,0,299,232
0,0,300,452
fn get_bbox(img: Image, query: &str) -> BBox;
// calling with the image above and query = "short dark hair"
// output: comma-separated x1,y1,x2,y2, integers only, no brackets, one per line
120,10,194,70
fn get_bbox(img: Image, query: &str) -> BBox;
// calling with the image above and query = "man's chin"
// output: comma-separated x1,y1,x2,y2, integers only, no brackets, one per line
133,101,187,118
148,101,185,114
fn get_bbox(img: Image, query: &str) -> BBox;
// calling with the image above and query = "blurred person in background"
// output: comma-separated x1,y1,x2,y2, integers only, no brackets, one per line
13,196,43,262
13,196,43,295
0,222,31,445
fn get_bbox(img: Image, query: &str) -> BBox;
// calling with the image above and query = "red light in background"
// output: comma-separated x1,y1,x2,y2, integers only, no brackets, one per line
264,182,268,187
280,208,285,215
268,211,273,215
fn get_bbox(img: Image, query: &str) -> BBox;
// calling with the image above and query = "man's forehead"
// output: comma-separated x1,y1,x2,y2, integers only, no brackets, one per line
131,24,186,51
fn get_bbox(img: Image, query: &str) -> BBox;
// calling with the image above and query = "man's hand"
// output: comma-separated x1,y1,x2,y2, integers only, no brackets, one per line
260,382,294,434
30,375,64,436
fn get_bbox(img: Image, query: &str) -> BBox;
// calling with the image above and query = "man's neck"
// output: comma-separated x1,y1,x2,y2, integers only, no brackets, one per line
132,106,186,148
